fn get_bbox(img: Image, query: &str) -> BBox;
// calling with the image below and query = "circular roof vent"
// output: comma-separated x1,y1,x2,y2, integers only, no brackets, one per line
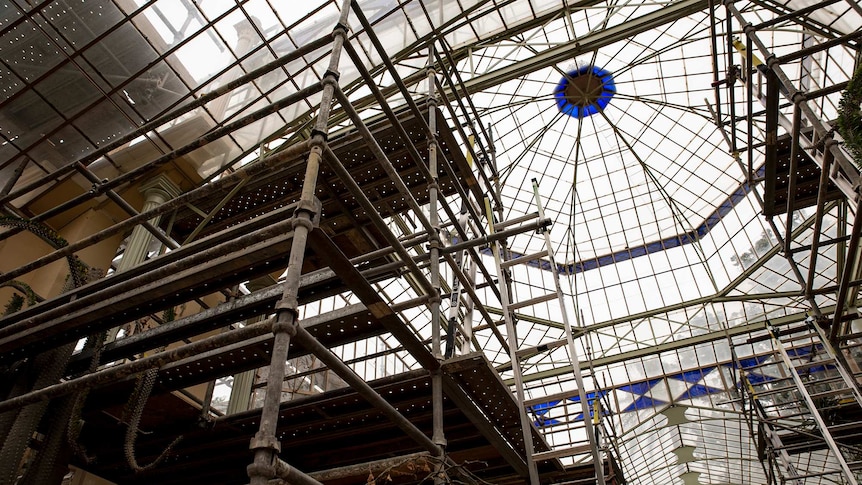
554,65,616,118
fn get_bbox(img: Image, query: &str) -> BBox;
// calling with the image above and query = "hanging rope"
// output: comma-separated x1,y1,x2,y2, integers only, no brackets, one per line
123,367,183,472
65,330,106,464
122,305,182,473
0,280,40,317
0,218,93,485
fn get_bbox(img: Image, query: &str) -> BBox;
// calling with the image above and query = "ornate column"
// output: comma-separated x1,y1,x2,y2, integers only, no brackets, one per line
226,276,273,415
116,173,180,272
107,173,180,343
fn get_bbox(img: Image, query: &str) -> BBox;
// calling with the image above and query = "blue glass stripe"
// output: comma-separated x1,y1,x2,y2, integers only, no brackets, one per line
623,396,666,412
669,367,715,383
677,384,722,400
492,165,767,275
618,379,662,396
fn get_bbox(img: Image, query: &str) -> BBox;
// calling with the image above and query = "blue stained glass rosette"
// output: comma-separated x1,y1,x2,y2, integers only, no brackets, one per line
554,65,616,118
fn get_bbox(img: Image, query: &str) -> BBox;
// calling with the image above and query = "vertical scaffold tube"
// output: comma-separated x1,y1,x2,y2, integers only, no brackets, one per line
246,2,351,483
426,45,448,485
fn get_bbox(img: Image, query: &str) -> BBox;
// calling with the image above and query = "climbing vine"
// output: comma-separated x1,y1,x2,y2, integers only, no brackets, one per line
1,280,41,316
0,216,89,288
3,293,24,316
838,65,862,167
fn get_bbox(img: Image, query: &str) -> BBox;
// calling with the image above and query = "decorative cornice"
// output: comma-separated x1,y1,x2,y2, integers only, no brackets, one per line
139,173,181,202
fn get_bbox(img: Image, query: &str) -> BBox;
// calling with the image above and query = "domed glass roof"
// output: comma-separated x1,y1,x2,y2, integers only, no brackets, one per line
1,0,860,483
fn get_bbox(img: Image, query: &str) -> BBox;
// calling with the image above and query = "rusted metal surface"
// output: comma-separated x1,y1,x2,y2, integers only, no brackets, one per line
307,451,432,482
0,319,274,414
166,99,475,247
0,140,310,284
307,228,438,371
247,3,352,483
762,127,843,217
65,267,394,371
0,215,298,361
70,354,576,485
293,324,441,456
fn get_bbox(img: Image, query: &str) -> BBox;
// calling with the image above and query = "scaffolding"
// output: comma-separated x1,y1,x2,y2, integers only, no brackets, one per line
717,1,862,483
0,1,860,485
0,2,612,484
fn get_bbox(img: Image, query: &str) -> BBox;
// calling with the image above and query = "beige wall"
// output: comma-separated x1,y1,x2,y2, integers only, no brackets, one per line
0,207,123,307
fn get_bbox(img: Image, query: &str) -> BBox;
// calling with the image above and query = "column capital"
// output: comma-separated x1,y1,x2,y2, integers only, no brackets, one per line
234,16,262,49
139,173,181,203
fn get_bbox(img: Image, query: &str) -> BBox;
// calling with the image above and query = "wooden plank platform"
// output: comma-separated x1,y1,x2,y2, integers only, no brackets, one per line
762,125,843,216
169,103,479,259
74,353,580,484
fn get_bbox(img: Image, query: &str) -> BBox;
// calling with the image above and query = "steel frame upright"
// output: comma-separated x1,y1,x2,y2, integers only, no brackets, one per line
427,43,449,484
0,2,594,483
721,2,862,482
246,2,351,482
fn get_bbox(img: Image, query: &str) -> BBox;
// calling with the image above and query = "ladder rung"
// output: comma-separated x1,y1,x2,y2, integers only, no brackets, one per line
501,250,549,269
552,476,601,485
770,442,810,453
533,444,592,461
509,292,558,311
749,375,793,386
810,387,854,399
841,340,862,350
793,358,836,370
804,375,847,387
516,338,568,360
839,330,862,342
762,411,811,422
494,211,540,231
780,332,820,344
782,342,826,354
780,468,849,480
830,422,862,433
754,376,849,399
474,280,494,291
762,406,808,417
752,384,800,398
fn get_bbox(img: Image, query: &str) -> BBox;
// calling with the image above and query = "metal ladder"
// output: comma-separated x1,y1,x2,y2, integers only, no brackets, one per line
742,318,862,484
485,178,605,485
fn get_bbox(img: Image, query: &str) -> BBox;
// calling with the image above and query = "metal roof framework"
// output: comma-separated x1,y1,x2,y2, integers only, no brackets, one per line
1,0,861,484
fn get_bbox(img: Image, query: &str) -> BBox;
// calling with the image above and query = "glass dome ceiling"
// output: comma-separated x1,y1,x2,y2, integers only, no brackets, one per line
1,0,860,484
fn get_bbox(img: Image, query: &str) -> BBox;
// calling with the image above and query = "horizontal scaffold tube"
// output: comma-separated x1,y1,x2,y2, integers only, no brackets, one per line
0,319,273,414
0,139,310,287
292,325,441,456
0,35,332,207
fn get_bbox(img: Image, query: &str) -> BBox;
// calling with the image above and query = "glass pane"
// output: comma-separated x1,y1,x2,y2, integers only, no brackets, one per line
0,89,64,161
0,19,64,82
72,97,137,147
33,65,103,119
36,0,126,48
82,21,159,88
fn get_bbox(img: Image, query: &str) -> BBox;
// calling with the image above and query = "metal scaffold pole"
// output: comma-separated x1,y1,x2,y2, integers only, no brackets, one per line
531,179,606,485
720,3,862,482
246,2,351,483
427,43,449,484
